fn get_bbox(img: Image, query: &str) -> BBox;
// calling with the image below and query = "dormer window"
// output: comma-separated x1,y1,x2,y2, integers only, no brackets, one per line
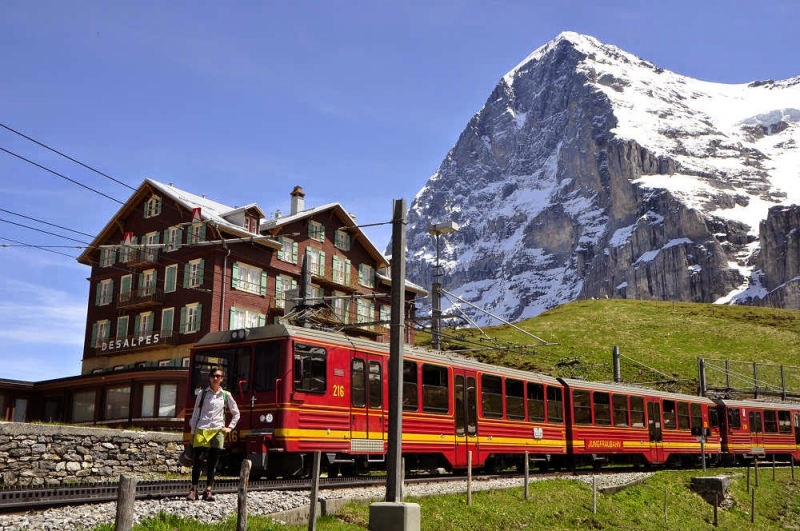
244,215,259,234
144,195,162,218
308,220,325,242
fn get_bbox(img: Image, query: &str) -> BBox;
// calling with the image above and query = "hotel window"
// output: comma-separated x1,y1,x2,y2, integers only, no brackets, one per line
161,307,175,337
306,247,325,276
275,275,297,309
243,215,258,234
144,195,162,218
357,299,374,325
140,269,157,296
181,303,202,333
278,237,298,264
184,259,204,288
96,278,114,306
100,247,116,267
230,307,266,329
379,305,390,328
187,222,206,245
143,231,159,262
358,263,375,288
307,220,325,242
72,391,96,423
332,255,351,286
105,387,130,420
136,311,154,335
92,319,111,348
116,316,129,340
232,262,266,295
120,274,132,303
119,238,134,263
163,225,182,252
164,265,177,293
335,229,351,251
332,291,349,323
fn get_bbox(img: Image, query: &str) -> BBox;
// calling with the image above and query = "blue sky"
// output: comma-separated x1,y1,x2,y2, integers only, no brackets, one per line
1,0,798,381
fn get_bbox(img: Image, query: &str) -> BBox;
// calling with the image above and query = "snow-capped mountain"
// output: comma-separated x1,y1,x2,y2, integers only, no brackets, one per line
402,32,800,326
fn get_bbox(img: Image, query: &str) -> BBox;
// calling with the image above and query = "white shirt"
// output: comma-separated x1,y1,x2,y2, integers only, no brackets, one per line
189,387,241,434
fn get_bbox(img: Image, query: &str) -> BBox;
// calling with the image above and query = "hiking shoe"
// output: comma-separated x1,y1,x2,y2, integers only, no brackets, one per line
202,490,215,502
186,489,197,501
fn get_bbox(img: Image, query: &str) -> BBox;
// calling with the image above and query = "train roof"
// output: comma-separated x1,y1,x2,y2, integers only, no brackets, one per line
559,377,715,403
713,398,800,409
194,324,562,385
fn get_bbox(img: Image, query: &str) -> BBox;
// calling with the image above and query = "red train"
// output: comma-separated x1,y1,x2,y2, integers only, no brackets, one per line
183,324,800,477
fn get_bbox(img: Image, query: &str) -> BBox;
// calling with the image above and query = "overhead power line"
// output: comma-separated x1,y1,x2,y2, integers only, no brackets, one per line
0,236,80,259
0,208,96,238
0,122,136,191
0,217,92,245
0,147,125,204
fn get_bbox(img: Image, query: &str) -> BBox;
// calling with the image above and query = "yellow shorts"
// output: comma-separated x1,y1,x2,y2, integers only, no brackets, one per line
192,429,224,449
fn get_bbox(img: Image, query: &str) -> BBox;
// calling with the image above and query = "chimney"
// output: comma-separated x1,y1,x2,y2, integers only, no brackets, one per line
290,186,305,215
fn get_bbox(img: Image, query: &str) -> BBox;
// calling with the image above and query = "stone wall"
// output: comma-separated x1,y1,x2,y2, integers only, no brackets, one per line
0,421,184,487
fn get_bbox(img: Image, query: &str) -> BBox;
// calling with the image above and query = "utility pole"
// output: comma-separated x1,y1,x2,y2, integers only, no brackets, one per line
427,221,458,351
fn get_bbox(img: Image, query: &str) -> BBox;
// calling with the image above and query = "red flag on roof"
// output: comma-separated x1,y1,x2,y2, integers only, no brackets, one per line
123,232,134,245
192,207,202,222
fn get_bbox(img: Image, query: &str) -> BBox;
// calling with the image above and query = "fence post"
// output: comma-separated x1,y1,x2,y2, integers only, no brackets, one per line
524,451,529,501
115,475,138,531
309,451,321,531
592,475,597,514
713,492,718,527
663,487,668,523
750,487,756,524
467,451,473,507
237,459,251,531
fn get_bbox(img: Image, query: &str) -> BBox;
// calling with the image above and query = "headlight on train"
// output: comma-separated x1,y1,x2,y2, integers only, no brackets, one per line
259,413,274,423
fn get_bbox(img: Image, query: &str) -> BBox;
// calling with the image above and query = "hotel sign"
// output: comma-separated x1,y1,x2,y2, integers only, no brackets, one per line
101,333,162,352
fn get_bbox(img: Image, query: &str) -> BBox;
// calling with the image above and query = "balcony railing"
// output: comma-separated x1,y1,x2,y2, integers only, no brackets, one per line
117,287,164,309
118,247,160,267
311,267,360,291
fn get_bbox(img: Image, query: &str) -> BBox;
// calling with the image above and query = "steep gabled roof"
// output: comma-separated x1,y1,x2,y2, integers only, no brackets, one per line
77,179,278,266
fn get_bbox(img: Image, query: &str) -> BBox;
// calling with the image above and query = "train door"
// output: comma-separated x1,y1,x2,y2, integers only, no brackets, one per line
647,400,665,463
749,410,764,454
349,355,386,456
453,372,478,469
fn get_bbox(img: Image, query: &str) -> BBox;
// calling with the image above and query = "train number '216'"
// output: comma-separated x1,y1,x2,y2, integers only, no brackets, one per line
333,384,345,398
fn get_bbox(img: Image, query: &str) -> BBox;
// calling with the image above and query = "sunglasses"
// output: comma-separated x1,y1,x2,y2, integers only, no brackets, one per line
211,374,223,378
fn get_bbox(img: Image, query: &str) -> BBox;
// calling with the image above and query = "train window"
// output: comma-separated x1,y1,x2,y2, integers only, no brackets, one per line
709,407,720,428
612,394,629,427
593,392,611,426
677,402,690,430
547,386,563,424
528,383,545,422
764,410,778,433
422,364,449,414
749,411,763,433
573,390,592,425
506,379,525,420
254,342,281,392
778,411,792,434
402,361,418,412
481,374,503,419
293,343,326,394
728,408,741,429
630,396,645,428
690,403,702,431
369,361,382,409
351,358,366,407
662,400,677,430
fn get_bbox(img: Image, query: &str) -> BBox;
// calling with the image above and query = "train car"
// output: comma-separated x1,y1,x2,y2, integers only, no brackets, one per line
184,323,568,478
559,378,721,468
714,398,800,464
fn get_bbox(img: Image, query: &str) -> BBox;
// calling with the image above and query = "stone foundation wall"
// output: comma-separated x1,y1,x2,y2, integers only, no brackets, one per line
0,421,184,487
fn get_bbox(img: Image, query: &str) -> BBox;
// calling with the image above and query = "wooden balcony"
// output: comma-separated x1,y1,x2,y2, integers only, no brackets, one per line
117,288,164,310
311,267,361,292
118,247,160,268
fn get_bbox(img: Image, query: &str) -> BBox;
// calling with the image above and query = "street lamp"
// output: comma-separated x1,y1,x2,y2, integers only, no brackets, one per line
427,221,458,351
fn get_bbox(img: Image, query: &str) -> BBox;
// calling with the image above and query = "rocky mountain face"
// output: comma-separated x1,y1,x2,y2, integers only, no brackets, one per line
401,32,800,325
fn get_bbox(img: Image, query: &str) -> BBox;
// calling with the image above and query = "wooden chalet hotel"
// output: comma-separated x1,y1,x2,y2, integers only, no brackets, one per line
0,181,425,429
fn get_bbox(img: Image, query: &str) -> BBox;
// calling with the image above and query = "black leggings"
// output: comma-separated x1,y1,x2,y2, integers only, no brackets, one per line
191,447,221,487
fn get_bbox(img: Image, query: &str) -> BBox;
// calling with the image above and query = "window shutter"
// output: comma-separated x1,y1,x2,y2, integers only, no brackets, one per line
260,271,267,296
118,316,128,338
146,314,154,333
345,259,351,285
163,228,169,245
291,279,297,290
155,196,162,215
318,251,325,276
183,264,190,288
109,279,114,300
138,272,144,292
276,275,283,305
134,315,141,334
165,267,176,292
320,225,325,242
229,307,237,328
180,307,187,333
196,304,203,331
291,242,298,264
258,314,266,326
95,284,101,306
277,239,284,261
307,221,313,238
199,223,206,242
197,259,205,284
91,322,98,347
231,262,239,289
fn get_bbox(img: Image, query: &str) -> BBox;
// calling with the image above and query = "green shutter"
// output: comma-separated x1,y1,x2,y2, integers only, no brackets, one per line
318,251,325,276
320,225,325,243
307,221,313,238
91,322,98,347
180,307,186,333
109,279,114,300
146,314,154,333
95,283,101,306
231,262,240,289
134,315,141,334
258,314,266,326
183,263,190,288
196,304,202,331
276,275,283,305
260,271,267,296
229,307,237,328
197,259,205,285
165,267,176,292
345,259,351,285
291,242,298,264
277,238,284,261
161,308,174,334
